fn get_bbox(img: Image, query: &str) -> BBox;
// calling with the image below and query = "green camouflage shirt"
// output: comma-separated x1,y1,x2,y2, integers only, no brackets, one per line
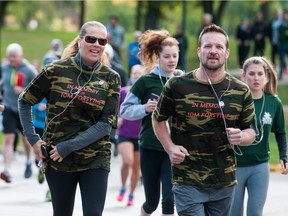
20,57,120,172
153,70,254,189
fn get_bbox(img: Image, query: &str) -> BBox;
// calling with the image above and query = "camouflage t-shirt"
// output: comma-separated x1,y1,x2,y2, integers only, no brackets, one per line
153,70,254,189
19,57,120,172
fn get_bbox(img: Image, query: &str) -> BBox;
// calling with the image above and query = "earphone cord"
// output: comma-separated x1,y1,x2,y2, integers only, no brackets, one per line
158,69,170,88
224,62,243,156
42,57,97,139
202,65,243,156
251,92,265,145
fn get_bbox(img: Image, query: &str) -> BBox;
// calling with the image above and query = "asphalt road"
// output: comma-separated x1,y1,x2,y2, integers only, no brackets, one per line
0,150,288,216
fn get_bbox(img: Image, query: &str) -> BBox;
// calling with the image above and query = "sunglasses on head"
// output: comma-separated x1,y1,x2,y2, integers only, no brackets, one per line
84,36,107,46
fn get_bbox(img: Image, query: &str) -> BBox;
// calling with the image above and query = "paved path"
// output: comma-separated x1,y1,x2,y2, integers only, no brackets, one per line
1,151,288,216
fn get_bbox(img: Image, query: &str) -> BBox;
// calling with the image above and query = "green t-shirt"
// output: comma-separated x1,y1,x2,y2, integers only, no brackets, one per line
153,70,255,189
236,93,285,166
130,72,167,151
20,57,121,172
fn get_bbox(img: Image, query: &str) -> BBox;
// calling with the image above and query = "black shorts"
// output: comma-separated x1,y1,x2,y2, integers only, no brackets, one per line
117,135,139,151
2,108,23,134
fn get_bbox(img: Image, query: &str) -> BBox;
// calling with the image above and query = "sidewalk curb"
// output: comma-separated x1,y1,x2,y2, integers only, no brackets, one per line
270,163,283,172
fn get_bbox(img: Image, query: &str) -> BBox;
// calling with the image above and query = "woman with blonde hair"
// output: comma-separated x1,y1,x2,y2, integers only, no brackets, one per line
18,21,120,216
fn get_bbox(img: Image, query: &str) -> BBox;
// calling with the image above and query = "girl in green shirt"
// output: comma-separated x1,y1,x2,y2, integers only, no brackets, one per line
231,56,288,216
121,29,182,216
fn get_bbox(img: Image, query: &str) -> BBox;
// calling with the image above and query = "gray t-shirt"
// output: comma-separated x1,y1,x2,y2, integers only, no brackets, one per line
1,59,37,112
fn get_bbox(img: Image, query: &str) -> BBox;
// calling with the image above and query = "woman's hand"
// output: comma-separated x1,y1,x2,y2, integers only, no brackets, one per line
145,99,158,113
50,146,63,162
32,139,47,160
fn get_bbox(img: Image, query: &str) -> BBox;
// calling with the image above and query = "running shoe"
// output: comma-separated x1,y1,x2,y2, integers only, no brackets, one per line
127,194,134,206
24,163,32,178
45,190,52,202
38,171,45,184
0,171,12,183
117,187,126,201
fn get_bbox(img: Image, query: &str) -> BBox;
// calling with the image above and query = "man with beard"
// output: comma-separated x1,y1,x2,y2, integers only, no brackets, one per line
152,24,256,216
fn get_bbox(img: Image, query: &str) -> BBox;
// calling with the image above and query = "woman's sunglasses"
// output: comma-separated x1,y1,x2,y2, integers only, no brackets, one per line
83,36,107,46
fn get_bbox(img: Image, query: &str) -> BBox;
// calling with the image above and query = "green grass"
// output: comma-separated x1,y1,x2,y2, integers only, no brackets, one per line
1,28,241,74
1,29,76,64
270,85,288,164
269,108,288,164
277,84,288,105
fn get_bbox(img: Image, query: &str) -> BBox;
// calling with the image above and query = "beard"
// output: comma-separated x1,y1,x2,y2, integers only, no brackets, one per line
202,59,225,71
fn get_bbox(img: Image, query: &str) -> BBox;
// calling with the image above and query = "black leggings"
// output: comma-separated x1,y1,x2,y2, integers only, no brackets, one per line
45,167,109,216
140,147,174,214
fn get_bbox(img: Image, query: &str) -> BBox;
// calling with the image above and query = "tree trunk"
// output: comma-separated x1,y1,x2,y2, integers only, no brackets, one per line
144,1,161,30
135,0,142,30
0,1,9,27
214,1,228,25
202,1,228,26
79,0,85,30
203,1,213,15
260,1,269,21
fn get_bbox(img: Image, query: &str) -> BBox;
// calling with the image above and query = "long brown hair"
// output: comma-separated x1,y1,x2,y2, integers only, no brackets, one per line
138,29,179,73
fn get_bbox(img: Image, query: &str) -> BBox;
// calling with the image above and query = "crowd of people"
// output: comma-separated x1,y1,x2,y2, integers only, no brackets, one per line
0,11,288,216
236,9,288,81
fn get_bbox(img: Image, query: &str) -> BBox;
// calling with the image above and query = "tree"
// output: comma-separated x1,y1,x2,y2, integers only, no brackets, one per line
144,1,161,29
135,0,142,30
135,1,181,30
258,0,270,20
79,0,85,29
0,1,10,27
199,1,229,25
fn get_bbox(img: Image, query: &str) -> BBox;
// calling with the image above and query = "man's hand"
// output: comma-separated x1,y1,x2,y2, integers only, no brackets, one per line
167,145,189,165
226,128,242,145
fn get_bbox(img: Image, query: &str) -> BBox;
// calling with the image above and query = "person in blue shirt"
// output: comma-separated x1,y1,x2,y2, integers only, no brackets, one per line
127,31,142,72
32,99,47,137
